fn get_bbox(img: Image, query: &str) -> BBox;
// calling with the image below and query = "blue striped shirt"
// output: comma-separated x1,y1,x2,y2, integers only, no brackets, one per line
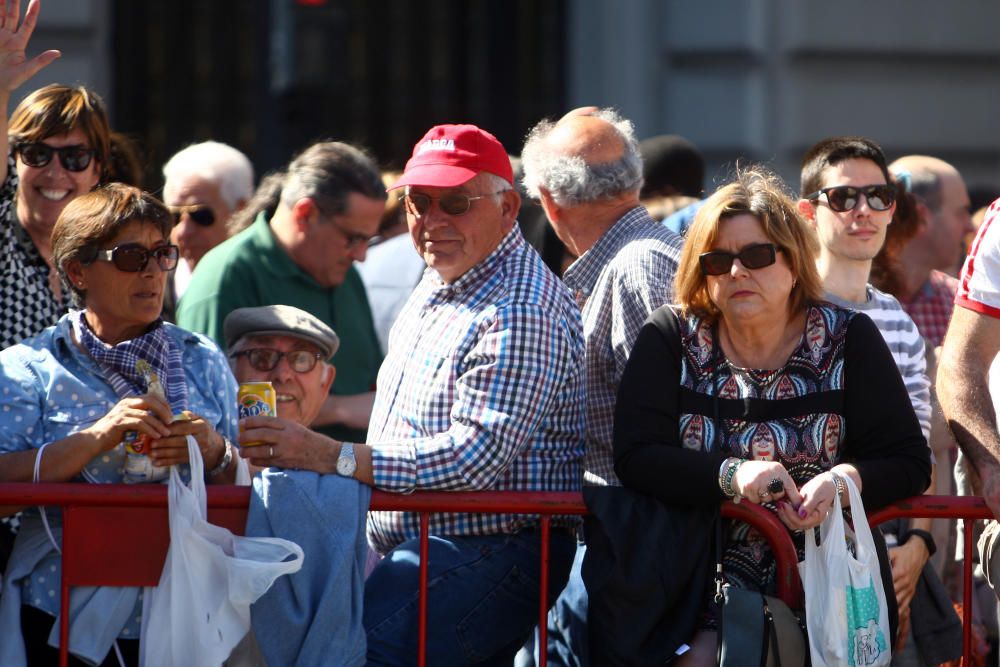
367,226,586,553
562,206,683,486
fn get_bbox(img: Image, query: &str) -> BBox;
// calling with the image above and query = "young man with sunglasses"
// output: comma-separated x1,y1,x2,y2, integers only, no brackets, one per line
177,140,386,446
355,124,585,665
517,108,684,667
799,136,940,662
161,141,254,318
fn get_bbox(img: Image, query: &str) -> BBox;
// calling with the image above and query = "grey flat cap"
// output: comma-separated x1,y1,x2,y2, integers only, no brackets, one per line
224,305,340,359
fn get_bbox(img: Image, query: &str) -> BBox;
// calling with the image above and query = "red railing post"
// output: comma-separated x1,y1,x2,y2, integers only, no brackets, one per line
418,512,429,667
538,517,551,667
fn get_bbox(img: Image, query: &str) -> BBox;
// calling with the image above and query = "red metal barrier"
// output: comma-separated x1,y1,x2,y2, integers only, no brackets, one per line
870,495,992,667
0,483,799,667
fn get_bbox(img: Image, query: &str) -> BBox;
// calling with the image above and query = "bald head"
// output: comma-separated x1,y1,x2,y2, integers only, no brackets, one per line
890,154,973,271
548,114,626,166
520,107,643,207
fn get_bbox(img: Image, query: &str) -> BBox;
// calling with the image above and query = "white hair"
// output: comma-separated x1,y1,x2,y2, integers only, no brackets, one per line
163,141,255,209
520,107,643,206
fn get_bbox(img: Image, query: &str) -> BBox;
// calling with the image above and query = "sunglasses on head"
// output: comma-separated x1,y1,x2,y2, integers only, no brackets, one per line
805,184,896,212
169,205,216,227
231,348,323,374
91,243,180,273
16,142,95,172
699,243,779,276
403,190,505,217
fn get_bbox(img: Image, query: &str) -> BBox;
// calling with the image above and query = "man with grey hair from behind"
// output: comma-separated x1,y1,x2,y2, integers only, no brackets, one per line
518,107,684,667
162,141,254,311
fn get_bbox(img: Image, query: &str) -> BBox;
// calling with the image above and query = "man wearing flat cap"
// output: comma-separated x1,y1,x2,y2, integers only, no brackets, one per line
224,305,340,449
356,124,587,665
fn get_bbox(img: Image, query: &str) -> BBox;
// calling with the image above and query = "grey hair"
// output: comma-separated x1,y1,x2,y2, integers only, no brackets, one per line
280,141,386,216
520,107,643,206
162,141,255,210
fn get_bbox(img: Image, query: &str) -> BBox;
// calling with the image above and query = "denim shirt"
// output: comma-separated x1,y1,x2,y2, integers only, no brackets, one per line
0,314,239,645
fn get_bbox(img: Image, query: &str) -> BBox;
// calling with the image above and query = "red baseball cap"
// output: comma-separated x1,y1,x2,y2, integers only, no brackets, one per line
390,124,513,190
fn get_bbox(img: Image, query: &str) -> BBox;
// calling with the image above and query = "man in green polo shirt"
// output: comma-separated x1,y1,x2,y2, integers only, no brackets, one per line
177,141,387,443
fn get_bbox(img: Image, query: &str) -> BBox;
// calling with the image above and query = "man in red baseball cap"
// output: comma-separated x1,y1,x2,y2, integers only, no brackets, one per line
362,124,586,664
388,124,520,283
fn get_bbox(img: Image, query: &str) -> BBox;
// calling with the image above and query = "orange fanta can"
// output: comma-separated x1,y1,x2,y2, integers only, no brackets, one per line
238,381,276,446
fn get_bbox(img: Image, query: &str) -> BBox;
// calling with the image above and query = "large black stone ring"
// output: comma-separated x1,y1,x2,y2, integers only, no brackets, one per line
269,445,275,458
767,478,784,495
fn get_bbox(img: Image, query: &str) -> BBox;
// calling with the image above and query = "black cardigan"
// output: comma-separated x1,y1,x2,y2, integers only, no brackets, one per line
612,305,931,511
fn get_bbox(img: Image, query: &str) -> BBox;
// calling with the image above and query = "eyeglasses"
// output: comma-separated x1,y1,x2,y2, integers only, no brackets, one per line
327,217,372,250
805,184,896,212
231,348,323,373
403,190,505,217
699,243,779,276
169,205,216,227
16,142,95,172
92,243,180,272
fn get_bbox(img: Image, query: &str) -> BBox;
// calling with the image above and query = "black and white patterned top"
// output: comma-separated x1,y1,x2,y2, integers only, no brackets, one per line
0,153,67,350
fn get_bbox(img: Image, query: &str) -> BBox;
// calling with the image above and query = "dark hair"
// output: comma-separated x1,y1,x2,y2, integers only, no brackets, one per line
870,180,922,297
800,136,891,198
639,134,704,198
280,141,387,216
9,84,111,182
52,184,172,307
227,169,286,235
106,131,145,188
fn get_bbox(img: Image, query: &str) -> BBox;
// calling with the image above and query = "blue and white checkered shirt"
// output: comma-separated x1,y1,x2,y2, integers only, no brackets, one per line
367,225,586,553
562,206,683,486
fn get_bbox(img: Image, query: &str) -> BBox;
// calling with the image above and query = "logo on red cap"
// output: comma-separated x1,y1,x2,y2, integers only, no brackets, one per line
391,124,513,190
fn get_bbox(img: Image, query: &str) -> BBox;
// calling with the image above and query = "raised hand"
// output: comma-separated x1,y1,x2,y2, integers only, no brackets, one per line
0,0,59,94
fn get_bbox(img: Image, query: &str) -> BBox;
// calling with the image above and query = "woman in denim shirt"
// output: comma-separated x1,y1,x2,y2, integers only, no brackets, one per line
0,184,239,667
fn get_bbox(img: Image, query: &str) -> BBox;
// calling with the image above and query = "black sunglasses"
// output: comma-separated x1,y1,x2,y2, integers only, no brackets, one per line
805,184,896,212
91,243,180,273
231,348,323,373
16,142,95,172
699,243,779,276
403,190,505,216
169,205,216,227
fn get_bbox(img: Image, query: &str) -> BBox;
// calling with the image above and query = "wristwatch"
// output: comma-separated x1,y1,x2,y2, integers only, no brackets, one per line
207,439,234,478
336,442,357,478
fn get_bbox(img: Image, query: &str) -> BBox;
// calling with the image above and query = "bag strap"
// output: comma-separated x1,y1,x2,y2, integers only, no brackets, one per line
33,442,61,555
763,601,782,667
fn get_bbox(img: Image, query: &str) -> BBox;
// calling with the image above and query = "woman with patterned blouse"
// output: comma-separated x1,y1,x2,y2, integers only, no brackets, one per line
0,185,239,667
613,167,931,666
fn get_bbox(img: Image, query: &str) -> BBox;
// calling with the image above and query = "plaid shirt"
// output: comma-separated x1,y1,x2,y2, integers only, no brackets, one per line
562,206,683,486
901,270,958,348
367,226,586,553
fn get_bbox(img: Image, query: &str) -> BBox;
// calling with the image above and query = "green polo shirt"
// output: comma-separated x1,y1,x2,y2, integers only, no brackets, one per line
176,213,382,443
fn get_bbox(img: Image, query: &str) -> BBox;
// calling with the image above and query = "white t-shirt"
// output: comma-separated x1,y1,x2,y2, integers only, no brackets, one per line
957,198,1000,317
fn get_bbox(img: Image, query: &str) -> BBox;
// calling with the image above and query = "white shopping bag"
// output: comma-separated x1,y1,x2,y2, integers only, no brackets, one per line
798,474,891,667
140,436,303,667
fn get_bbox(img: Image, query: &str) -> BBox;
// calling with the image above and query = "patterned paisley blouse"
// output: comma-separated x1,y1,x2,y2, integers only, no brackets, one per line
613,302,931,592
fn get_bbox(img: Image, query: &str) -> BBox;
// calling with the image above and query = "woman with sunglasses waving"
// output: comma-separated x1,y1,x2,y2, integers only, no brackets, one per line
0,0,109,350
0,184,240,667
611,167,930,665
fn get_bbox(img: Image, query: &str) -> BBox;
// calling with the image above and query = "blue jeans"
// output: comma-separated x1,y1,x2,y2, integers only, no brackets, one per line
364,527,576,666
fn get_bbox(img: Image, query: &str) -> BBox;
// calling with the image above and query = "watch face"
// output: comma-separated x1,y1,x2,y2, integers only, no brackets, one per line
337,452,357,476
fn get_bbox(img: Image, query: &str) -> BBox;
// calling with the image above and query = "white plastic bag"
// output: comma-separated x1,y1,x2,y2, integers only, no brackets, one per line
799,474,891,667
140,436,303,667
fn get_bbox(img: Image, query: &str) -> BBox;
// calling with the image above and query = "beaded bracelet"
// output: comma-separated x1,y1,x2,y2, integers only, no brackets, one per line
830,471,847,504
718,457,742,498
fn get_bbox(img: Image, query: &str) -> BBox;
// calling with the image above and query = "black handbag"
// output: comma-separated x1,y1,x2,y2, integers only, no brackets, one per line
715,522,809,667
